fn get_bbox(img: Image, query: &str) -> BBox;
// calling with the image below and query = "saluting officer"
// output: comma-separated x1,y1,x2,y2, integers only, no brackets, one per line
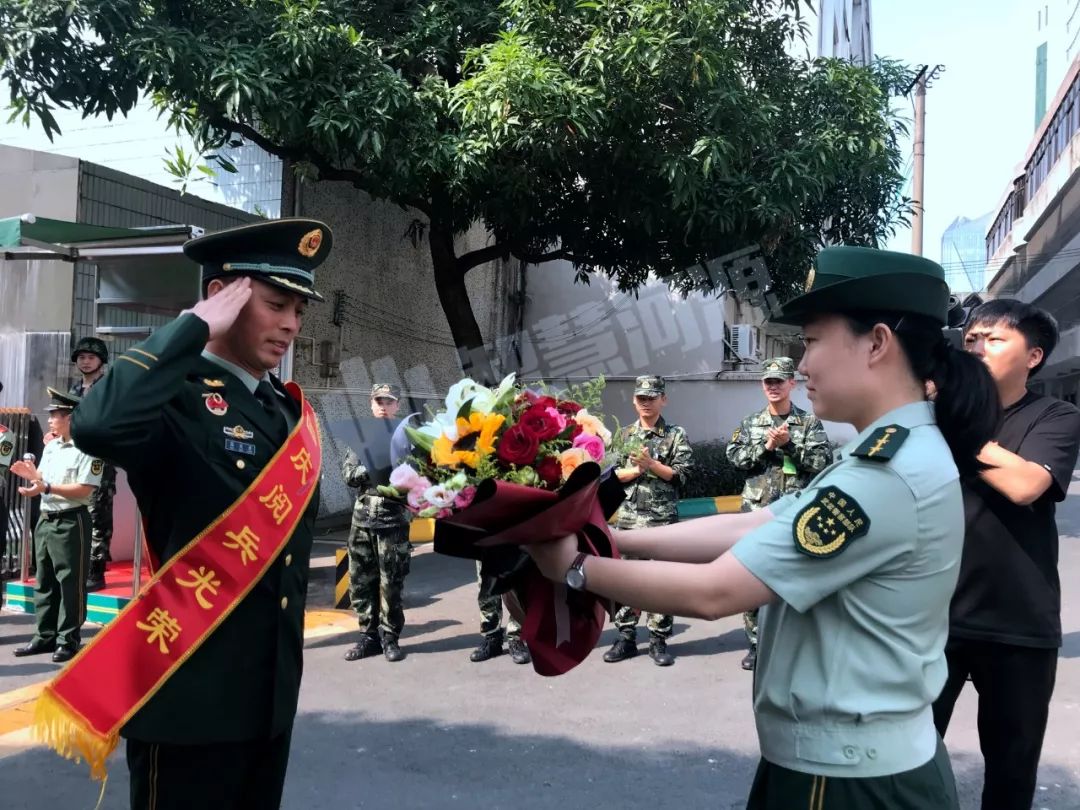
69,336,116,592
728,357,831,670
71,218,331,809
527,247,1003,809
11,388,102,663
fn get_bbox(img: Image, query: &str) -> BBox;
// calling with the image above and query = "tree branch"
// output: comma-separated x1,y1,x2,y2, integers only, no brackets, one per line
207,114,434,218
457,242,511,273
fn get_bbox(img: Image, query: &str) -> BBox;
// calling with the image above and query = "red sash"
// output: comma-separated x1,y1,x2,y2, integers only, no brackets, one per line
33,382,321,780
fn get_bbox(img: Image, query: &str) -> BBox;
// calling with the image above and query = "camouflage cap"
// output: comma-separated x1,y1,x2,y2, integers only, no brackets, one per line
633,375,666,397
45,386,80,412
371,383,401,400
761,357,796,380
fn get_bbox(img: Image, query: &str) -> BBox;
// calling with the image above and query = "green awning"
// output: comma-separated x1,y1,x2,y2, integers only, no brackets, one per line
1,214,198,262
0,215,154,248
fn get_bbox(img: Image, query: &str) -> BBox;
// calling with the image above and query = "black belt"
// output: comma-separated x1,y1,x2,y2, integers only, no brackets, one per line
40,506,89,521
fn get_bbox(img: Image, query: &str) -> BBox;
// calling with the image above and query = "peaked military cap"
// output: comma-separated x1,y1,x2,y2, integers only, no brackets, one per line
45,387,80,412
71,336,109,364
371,383,401,400
761,357,796,380
184,218,331,302
774,246,950,327
633,375,666,397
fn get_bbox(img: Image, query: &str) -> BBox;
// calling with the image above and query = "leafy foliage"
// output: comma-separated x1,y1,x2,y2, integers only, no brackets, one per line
680,439,748,499
0,0,914,373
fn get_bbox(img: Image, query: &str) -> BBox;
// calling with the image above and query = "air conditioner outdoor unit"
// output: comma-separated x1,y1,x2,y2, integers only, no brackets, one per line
731,324,759,361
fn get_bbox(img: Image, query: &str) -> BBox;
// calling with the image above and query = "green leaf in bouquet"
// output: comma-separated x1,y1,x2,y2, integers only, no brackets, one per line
405,425,436,454
456,397,475,420
376,485,405,499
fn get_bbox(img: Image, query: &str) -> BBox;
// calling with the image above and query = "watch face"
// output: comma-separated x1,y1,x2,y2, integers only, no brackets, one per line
566,567,586,591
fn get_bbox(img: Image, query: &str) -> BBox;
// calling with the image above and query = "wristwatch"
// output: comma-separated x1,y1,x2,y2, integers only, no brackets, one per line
41,480,51,495
565,552,588,591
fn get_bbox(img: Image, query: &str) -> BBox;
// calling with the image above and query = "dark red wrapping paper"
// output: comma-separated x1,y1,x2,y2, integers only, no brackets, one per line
433,462,624,676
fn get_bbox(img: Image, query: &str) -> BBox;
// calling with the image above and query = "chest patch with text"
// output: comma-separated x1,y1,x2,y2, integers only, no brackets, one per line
792,486,870,558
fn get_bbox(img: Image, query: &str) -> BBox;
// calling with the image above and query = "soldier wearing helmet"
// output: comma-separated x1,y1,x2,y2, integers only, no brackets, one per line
69,336,115,592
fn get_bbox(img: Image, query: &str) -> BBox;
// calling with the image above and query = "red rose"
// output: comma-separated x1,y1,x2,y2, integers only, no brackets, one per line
519,404,563,441
536,455,562,489
556,400,583,416
523,391,558,410
497,424,540,467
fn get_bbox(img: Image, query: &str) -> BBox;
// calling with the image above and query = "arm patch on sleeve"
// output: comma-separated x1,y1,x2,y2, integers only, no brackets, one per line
793,486,871,558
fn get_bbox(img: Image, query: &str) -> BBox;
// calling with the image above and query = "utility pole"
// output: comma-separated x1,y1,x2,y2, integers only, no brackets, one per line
907,65,944,256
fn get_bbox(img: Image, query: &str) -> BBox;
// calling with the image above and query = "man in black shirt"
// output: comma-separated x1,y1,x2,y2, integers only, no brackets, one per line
933,299,1080,810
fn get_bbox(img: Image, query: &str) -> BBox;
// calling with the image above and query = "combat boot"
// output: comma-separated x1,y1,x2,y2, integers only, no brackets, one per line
507,637,531,665
603,635,638,663
344,632,382,661
648,634,674,667
382,633,405,662
741,645,757,671
85,560,106,593
470,630,504,662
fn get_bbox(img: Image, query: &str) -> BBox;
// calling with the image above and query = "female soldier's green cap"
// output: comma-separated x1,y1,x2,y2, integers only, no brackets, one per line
774,246,950,327
184,218,331,302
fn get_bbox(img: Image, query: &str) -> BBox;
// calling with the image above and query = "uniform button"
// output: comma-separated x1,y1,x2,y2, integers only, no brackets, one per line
236,459,246,470
842,745,858,760
280,596,288,609
284,553,292,566
867,748,877,759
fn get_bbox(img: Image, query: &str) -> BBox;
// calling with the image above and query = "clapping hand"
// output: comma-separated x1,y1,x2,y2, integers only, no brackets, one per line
10,459,38,482
765,424,790,451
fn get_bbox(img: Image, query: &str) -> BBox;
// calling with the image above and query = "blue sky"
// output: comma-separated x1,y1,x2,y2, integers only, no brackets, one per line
873,0,1036,260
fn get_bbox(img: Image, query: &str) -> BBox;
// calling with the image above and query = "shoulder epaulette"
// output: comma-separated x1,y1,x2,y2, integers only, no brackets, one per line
850,425,909,461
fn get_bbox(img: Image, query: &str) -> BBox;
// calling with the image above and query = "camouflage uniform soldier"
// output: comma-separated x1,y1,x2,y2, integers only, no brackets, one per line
469,561,531,664
342,384,412,663
69,337,116,592
607,375,693,667
727,357,831,670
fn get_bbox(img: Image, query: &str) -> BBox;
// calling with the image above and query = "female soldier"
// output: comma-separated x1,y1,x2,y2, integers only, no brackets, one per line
527,246,1001,810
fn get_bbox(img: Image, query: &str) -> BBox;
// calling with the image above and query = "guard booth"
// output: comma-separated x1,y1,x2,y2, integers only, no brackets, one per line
0,213,231,621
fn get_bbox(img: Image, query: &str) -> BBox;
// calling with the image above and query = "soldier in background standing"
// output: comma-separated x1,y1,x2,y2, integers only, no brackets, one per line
69,337,116,592
470,563,532,665
606,375,693,667
727,357,831,670
342,384,413,663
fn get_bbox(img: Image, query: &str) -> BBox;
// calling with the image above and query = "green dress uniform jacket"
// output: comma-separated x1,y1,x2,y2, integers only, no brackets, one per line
727,403,832,510
71,313,319,744
730,401,962,779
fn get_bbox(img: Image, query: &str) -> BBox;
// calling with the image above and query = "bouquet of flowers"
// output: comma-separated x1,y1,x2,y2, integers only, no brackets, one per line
378,373,626,676
379,374,616,515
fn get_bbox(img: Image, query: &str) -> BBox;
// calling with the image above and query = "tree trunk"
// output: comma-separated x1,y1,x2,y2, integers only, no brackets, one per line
429,223,497,385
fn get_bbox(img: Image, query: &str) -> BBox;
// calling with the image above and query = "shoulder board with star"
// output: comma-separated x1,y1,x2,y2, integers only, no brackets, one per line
850,425,910,462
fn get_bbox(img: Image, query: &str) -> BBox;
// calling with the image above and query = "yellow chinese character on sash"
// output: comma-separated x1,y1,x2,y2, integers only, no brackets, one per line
290,448,313,486
175,565,222,610
136,607,182,654
259,484,293,525
305,410,319,441
223,525,261,565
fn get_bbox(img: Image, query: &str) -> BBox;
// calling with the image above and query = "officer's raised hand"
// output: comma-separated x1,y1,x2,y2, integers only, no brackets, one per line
184,277,253,339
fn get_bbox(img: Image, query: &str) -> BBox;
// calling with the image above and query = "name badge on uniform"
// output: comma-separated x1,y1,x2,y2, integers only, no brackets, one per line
224,439,257,455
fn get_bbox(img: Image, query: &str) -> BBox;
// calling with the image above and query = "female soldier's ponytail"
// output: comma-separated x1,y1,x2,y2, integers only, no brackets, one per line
845,313,1001,477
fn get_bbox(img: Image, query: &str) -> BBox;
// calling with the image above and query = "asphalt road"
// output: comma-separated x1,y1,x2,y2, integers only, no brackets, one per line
1,472,1078,809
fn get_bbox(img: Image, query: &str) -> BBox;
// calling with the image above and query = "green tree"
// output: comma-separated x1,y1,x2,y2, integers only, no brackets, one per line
1,0,912,383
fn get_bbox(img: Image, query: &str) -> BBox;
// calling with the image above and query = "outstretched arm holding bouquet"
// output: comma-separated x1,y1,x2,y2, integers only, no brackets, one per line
526,248,1006,810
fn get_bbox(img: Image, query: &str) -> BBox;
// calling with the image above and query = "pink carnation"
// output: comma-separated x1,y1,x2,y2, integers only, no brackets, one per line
390,463,424,492
406,479,433,510
436,507,454,519
454,486,478,509
572,432,605,461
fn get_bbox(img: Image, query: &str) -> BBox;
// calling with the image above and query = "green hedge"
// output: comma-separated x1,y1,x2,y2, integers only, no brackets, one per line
681,440,748,499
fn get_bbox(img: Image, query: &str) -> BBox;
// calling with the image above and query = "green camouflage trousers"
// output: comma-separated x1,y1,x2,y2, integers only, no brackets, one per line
347,523,411,638
613,553,673,639
744,608,758,646
475,561,521,639
89,464,116,564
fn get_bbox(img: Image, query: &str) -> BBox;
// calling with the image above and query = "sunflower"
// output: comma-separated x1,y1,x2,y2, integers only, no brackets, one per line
432,412,506,469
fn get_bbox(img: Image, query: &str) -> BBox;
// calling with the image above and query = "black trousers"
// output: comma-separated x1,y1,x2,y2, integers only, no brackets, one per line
932,637,1058,810
746,737,958,809
126,728,293,810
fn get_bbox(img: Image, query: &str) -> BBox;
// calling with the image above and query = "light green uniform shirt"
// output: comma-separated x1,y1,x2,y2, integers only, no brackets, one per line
730,401,962,778
38,436,102,512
